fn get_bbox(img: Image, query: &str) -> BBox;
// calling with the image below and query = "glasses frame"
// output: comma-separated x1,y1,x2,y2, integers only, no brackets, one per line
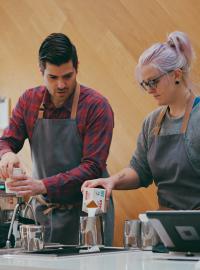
140,70,174,91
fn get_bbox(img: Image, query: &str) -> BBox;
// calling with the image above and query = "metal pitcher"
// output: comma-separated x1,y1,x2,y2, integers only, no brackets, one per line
79,216,104,247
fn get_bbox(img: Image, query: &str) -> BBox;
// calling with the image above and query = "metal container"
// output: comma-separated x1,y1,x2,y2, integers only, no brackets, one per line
79,216,104,247
20,224,45,251
123,219,141,249
141,220,160,250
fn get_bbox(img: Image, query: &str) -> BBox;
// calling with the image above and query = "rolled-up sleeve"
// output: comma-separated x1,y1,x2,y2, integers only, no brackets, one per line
0,94,28,158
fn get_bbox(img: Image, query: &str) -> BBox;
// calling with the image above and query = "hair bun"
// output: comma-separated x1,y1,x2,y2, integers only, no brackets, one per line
167,38,175,48
166,31,195,67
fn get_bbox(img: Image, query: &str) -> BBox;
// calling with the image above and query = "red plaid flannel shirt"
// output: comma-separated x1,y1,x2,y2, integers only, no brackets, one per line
0,85,114,203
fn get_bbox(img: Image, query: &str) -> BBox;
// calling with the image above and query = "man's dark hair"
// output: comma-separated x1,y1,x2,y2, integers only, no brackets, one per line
39,33,78,71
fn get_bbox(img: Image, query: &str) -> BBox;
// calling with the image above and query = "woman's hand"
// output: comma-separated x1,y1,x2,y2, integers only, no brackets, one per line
81,168,140,200
81,177,115,200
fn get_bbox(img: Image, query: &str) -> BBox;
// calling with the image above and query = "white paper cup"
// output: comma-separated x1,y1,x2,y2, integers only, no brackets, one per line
5,168,24,194
5,179,14,194
12,168,24,177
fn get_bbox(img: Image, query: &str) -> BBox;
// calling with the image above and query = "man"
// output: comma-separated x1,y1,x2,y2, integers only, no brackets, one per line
0,33,114,245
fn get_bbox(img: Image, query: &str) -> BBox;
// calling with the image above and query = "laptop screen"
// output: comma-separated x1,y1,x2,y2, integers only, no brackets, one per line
146,210,200,252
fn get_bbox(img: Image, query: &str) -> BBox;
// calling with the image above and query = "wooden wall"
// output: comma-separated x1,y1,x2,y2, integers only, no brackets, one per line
0,0,200,246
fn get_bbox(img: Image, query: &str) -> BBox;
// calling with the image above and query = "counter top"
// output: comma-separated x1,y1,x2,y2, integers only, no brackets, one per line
0,249,198,270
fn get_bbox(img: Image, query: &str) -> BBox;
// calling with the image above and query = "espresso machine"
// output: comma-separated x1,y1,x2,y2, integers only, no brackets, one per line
0,180,37,248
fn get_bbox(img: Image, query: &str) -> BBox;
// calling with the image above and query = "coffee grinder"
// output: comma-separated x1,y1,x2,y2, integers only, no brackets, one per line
0,181,37,248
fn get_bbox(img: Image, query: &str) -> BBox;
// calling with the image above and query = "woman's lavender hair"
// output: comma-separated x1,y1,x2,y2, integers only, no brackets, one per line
135,31,195,82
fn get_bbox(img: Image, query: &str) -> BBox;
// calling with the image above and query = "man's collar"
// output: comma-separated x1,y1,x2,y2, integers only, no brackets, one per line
43,88,74,112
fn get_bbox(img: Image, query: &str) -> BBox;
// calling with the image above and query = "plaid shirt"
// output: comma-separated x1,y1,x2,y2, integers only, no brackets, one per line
0,85,114,203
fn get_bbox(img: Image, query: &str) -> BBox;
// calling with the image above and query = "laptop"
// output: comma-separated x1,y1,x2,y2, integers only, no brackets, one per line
146,210,200,252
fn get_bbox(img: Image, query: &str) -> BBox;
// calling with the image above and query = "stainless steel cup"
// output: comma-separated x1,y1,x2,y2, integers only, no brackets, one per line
123,220,141,249
20,224,44,251
141,220,160,250
79,216,104,247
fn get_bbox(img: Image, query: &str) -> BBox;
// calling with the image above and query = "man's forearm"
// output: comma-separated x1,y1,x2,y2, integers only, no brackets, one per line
0,138,13,159
0,148,13,160
42,160,102,203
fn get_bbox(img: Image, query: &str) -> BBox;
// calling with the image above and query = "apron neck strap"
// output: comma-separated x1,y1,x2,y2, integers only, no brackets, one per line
70,83,80,120
154,91,196,136
38,100,45,119
37,83,81,120
180,91,195,133
153,107,168,136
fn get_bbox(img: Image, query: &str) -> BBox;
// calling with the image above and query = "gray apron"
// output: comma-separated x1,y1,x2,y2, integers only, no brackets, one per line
148,92,200,210
30,83,114,245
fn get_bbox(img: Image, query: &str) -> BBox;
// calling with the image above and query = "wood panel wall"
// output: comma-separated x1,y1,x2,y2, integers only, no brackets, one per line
0,0,200,246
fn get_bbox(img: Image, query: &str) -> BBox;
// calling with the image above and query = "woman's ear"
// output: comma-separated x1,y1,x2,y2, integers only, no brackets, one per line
174,69,183,84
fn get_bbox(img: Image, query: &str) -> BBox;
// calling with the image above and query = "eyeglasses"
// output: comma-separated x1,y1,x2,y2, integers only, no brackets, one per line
140,70,173,91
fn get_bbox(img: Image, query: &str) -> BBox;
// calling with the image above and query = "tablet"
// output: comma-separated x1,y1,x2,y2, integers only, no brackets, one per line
146,210,200,252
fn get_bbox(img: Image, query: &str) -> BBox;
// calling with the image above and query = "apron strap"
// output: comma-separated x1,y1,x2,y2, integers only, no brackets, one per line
154,91,196,136
70,83,80,120
180,92,195,133
153,106,168,136
37,83,81,120
38,101,45,119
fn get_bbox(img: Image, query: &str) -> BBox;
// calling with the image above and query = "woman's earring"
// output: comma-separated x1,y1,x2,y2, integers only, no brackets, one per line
175,80,180,85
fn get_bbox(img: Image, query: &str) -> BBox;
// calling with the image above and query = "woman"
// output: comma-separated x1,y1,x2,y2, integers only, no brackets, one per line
82,31,200,210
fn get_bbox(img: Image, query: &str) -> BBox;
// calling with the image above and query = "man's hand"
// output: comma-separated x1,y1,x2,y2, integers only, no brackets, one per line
7,175,47,196
0,152,22,178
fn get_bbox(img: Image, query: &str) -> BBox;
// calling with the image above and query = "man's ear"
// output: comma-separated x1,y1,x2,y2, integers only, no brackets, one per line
39,64,45,75
75,61,79,74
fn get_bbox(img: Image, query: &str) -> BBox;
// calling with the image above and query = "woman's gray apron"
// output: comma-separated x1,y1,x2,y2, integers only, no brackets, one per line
148,92,200,210
30,83,114,245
